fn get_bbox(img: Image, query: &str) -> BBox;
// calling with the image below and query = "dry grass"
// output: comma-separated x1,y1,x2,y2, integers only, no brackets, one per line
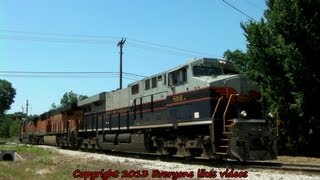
0,144,132,180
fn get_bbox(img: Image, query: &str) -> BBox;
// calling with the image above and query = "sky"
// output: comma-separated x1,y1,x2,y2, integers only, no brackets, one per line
0,0,267,115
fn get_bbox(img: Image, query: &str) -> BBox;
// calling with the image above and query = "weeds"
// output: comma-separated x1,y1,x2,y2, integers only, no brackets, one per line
0,144,134,179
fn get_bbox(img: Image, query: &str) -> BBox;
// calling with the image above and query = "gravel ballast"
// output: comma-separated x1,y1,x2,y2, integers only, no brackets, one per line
40,146,320,180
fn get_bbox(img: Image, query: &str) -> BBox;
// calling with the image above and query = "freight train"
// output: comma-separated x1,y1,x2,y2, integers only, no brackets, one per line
20,58,278,161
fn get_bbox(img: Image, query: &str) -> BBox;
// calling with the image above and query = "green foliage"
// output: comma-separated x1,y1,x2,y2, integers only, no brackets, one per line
0,117,11,138
223,49,248,73
0,79,16,116
60,91,88,107
224,0,320,156
0,115,21,138
28,114,39,124
51,102,60,110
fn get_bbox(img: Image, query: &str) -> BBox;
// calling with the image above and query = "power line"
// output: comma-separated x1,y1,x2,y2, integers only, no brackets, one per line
0,29,121,40
0,71,146,78
128,38,216,57
0,74,141,80
0,35,116,45
243,0,264,12
0,29,214,55
0,29,218,58
0,71,118,74
122,72,147,78
0,71,147,81
126,42,210,58
222,0,256,21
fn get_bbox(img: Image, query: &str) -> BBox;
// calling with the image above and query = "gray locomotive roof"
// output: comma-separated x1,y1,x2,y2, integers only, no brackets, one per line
127,58,196,87
127,57,226,87
77,92,106,107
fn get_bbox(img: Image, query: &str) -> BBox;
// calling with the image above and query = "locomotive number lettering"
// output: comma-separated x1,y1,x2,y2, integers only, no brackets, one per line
173,95,186,103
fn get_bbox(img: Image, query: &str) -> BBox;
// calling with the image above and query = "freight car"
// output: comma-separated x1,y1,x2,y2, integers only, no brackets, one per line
20,58,278,161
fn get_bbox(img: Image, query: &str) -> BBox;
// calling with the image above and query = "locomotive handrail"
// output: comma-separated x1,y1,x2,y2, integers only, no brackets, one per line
131,90,168,120
131,90,168,103
223,94,238,133
71,126,77,133
211,96,224,143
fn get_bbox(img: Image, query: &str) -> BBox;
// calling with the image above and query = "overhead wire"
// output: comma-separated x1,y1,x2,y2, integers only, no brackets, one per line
243,0,264,12
0,71,139,77
127,38,216,57
0,28,219,81
0,35,116,45
222,0,256,21
0,71,146,80
0,71,146,78
0,74,141,81
0,29,121,40
0,29,218,58
123,72,147,78
0,71,119,74
126,42,204,57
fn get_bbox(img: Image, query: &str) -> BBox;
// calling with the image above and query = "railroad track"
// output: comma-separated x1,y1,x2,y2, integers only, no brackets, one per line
13,143,320,175
222,160,320,174
250,161,320,174
69,147,320,175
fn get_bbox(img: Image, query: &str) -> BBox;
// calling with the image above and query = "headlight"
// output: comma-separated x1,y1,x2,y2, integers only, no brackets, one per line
240,110,247,118
268,112,275,119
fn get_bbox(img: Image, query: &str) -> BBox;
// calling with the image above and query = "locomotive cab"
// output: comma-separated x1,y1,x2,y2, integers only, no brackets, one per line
192,58,239,77
188,58,278,161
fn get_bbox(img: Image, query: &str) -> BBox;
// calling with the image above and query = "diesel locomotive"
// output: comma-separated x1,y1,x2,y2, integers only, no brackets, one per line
20,58,278,161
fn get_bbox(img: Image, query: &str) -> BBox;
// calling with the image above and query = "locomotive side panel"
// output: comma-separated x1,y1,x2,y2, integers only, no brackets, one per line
20,122,36,144
50,113,63,134
36,119,47,136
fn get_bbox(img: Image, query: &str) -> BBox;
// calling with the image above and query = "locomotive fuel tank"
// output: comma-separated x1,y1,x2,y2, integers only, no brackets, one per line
44,135,57,146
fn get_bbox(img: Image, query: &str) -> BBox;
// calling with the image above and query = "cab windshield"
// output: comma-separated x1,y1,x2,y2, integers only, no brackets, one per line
193,65,239,76
193,66,222,76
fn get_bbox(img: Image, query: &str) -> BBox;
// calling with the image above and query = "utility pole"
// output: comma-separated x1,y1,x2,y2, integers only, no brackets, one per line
117,38,126,89
25,100,29,122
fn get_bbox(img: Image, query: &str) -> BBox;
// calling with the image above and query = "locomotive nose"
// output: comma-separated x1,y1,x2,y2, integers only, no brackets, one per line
208,75,259,95
228,122,278,161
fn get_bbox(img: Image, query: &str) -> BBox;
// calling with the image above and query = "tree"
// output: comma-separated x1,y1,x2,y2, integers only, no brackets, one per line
0,79,16,116
50,102,59,110
224,0,320,156
0,113,24,138
223,49,248,73
60,91,88,107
